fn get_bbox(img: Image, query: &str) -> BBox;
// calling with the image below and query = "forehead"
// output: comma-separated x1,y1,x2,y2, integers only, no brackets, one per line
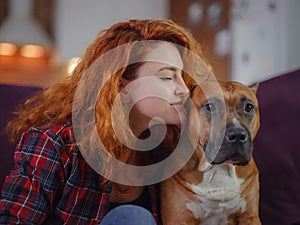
220,82,257,103
142,42,183,70
192,81,257,104
191,82,223,104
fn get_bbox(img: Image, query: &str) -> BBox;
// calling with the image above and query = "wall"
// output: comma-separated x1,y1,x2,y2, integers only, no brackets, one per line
54,0,300,84
231,0,300,84
286,0,300,71
54,0,168,62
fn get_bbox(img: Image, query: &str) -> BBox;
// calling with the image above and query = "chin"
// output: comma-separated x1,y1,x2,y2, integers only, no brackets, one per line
166,115,185,126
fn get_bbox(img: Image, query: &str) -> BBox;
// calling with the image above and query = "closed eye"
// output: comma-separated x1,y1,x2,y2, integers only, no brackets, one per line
158,66,180,81
159,77,172,81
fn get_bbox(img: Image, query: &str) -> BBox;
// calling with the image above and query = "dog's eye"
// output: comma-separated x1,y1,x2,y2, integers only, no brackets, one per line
244,103,255,113
204,103,217,112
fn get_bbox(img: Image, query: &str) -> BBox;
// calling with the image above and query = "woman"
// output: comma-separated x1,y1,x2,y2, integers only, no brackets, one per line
0,19,211,225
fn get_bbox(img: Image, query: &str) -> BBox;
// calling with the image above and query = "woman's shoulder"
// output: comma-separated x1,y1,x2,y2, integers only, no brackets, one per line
25,122,75,145
17,122,78,159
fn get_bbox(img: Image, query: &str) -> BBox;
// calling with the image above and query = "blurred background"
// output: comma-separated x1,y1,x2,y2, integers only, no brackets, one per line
1,2,300,223
0,0,299,87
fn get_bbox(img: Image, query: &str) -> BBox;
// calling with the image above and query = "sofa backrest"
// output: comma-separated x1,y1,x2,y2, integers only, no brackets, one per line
1,69,300,224
253,69,300,225
0,84,41,196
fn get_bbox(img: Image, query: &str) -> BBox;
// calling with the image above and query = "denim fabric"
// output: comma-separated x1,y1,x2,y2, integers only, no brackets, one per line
99,205,157,225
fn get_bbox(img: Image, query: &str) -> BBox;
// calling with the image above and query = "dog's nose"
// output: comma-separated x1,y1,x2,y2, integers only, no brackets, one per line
225,128,248,144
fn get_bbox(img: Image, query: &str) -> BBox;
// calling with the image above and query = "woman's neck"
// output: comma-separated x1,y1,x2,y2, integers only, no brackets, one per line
129,111,151,137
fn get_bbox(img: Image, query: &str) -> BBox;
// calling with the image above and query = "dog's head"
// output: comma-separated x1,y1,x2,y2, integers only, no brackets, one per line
188,81,260,166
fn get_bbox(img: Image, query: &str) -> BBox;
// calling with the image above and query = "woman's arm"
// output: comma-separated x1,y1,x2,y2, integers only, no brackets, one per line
0,127,67,224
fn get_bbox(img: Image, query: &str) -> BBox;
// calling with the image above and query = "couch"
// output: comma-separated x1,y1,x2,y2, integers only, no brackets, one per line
253,68,300,225
0,84,41,196
0,69,300,224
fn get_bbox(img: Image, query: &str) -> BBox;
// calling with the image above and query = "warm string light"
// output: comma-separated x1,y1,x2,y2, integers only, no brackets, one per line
0,42,18,56
20,44,45,58
0,42,46,58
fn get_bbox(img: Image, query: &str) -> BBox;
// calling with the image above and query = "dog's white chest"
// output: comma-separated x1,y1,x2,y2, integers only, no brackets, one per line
186,164,246,225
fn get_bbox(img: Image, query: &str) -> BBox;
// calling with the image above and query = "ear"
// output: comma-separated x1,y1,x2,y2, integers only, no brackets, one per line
249,83,259,94
120,89,131,104
119,77,130,91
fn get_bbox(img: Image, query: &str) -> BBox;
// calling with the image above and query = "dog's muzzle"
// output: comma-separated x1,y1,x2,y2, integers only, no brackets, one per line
208,124,253,166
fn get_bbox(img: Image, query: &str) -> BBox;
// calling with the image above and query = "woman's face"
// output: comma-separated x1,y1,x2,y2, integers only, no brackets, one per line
124,42,189,135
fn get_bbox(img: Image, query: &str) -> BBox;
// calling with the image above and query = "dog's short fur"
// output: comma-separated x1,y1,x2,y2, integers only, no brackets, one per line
161,81,261,225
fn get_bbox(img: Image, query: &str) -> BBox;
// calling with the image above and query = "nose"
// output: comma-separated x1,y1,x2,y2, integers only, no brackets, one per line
174,76,190,96
225,127,249,144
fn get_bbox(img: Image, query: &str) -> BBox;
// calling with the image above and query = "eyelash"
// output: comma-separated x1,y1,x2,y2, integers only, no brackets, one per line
159,77,173,81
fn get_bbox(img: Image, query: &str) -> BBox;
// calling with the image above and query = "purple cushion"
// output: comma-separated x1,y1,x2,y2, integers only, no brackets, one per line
0,84,41,196
253,69,300,225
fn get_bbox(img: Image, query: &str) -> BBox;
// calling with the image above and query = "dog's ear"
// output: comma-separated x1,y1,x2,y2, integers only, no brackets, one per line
249,83,259,94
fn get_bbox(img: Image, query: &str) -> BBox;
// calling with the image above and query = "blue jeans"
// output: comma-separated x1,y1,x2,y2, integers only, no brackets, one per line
99,205,157,225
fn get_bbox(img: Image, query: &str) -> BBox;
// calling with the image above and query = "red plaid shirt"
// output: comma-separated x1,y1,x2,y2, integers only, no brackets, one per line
0,124,161,225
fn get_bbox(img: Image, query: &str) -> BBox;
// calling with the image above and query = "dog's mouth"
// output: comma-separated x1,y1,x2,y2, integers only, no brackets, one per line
203,134,253,166
224,153,251,166
205,149,252,166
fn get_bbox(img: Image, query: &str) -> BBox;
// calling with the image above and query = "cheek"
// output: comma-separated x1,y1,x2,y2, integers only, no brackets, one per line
249,113,260,139
133,97,186,125
198,120,212,145
189,109,213,146
188,108,201,142
134,97,171,116
128,79,175,104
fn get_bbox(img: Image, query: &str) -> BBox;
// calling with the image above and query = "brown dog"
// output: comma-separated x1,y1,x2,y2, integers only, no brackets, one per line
161,81,261,225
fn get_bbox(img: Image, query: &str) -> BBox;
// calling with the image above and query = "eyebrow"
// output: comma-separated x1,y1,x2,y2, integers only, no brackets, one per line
158,66,182,72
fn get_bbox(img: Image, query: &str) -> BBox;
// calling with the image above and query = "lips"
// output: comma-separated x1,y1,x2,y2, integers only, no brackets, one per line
170,101,184,106
171,103,185,110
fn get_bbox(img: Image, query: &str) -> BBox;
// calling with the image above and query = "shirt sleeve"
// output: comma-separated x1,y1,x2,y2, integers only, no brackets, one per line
0,127,67,224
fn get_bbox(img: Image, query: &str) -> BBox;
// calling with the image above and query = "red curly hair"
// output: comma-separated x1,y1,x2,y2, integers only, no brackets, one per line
7,19,212,170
